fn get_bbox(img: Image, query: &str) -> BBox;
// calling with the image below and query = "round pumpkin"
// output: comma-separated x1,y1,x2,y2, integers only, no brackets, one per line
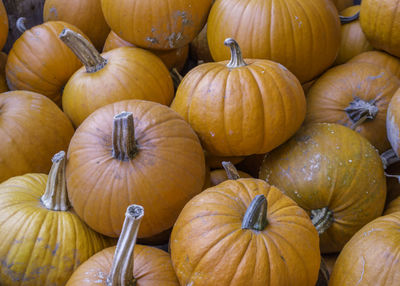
329,212,400,285
171,39,306,157
5,21,89,105
305,62,400,153
331,0,354,11
0,151,113,285
66,100,205,238
360,0,400,58
190,23,213,63
101,0,213,50
170,178,321,286
387,88,400,157
259,123,386,253
207,0,341,83
60,29,174,127
43,0,110,50
0,91,74,183
0,52,7,92
0,0,8,51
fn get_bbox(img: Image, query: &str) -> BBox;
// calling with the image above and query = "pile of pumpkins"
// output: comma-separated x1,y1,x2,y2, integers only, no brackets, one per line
0,0,400,285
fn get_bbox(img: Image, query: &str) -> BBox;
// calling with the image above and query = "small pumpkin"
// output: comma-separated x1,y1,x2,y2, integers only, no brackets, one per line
0,0,8,51
0,52,7,92
0,151,113,285
387,88,400,157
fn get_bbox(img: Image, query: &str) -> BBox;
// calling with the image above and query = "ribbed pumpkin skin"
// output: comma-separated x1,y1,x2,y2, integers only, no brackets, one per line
305,62,400,153
0,91,74,183
349,51,400,79
387,90,400,157
0,0,7,51
0,52,7,92
66,100,205,238
207,0,341,83
101,0,213,50
170,179,320,286
171,59,306,157
259,123,386,253
329,213,400,285
62,47,174,127
5,21,86,105
0,174,113,286
43,0,110,50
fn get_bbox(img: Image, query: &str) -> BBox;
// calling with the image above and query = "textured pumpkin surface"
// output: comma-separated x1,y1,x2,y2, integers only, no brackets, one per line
305,62,400,153
0,174,113,285
259,123,386,253
170,178,320,286
209,168,251,187
329,213,400,285
171,58,306,157
66,100,205,238
0,52,7,92
43,0,110,50
101,0,213,50
0,91,74,183
5,21,87,105
0,0,7,51
207,0,341,83
66,245,178,285
387,89,400,157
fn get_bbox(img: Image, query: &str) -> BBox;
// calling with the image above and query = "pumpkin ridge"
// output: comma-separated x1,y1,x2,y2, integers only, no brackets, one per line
223,70,235,155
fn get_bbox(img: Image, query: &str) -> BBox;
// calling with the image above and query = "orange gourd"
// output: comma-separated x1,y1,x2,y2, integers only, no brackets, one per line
0,0,7,51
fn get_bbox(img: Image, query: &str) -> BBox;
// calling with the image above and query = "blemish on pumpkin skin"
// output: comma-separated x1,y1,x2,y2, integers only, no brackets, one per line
49,7,58,18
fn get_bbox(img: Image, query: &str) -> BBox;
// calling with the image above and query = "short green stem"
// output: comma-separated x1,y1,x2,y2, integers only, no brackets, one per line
242,195,268,231
112,112,138,161
222,161,240,180
311,207,334,235
345,97,378,130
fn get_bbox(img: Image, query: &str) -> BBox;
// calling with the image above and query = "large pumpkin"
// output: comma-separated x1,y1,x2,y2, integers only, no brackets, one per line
60,29,174,127
207,0,341,83
101,0,213,50
170,178,321,286
171,39,306,157
43,0,110,50
0,0,7,51
0,151,113,285
66,100,205,238
0,91,74,183
0,52,7,92
259,123,386,253
305,62,400,153
387,89,400,157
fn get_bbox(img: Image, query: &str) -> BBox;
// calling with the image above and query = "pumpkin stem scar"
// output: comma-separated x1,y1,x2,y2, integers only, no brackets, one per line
381,148,400,169
107,204,144,286
242,194,268,231
345,97,378,130
16,17,27,33
339,11,360,24
222,161,240,180
112,111,138,161
224,38,247,69
59,28,107,73
311,207,334,235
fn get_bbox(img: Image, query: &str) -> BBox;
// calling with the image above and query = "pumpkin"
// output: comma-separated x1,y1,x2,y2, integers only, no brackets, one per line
5,21,89,105
190,23,213,64
170,178,321,286
0,91,74,183
66,204,179,286
207,0,341,83
334,6,373,65
171,38,306,157
209,161,252,187
259,123,386,253
0,0,7,51
66,100,205,238
0,52,7,92
103,31,189,72
329,212,400,285
60,29,174,128
101,0,213,50
43,0,110,50
305,62,400,153
0,151,113,285
302,79,317,95
360,0,400,58
331,0,355,11
387,88,400,157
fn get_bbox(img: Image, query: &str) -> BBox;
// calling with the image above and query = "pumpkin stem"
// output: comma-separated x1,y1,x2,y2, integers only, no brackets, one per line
107,204,144,286
311,207,334,235
339,11,360,24
41,151,70,211
222,161,240,180
242,195,268,231
381,149,400,169
59,28,107,73
112,111,137,161
16,17,27,33
224,38,247,68
345,97,378,130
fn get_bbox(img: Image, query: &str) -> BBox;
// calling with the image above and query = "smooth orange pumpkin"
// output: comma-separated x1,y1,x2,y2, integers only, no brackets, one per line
43,0,110,50
101,0,213,50
0,91,74,183
259,123,386,253
171,39,306,157
0,52,7,92
0,0,7,51
170,179,321,285
387,89,400,157
207,0,341,83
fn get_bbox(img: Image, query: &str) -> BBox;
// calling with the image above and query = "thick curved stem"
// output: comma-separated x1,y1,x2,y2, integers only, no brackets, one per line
381,149,400,169
311,207,334,235
112,111,138,161
107,205,144,286
59,28,107,73
242,195,268,231
222,161,240,180
339,11,360,24
345,97,378,130
16,17,27,33
224,38,247,68
41,151,70,211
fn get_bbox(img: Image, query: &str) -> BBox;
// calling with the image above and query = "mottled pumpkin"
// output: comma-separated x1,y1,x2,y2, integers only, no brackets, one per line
387,89,400,157
0,52,7,92
0,0,7,51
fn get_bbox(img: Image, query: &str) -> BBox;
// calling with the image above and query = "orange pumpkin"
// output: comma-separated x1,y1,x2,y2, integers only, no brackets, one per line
60,29,174,127
170,179,321,285
190,23,213,63
305,62,400,153
331,0,354,11
0,52,7,92
43,0,110,50
302,79,317,95
101,0,213,50
387,89,400,157
259,123,386,253
171,39,306,157
205,151,244,169
208,161,252,187
207,0,341,83
0,0,7,51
